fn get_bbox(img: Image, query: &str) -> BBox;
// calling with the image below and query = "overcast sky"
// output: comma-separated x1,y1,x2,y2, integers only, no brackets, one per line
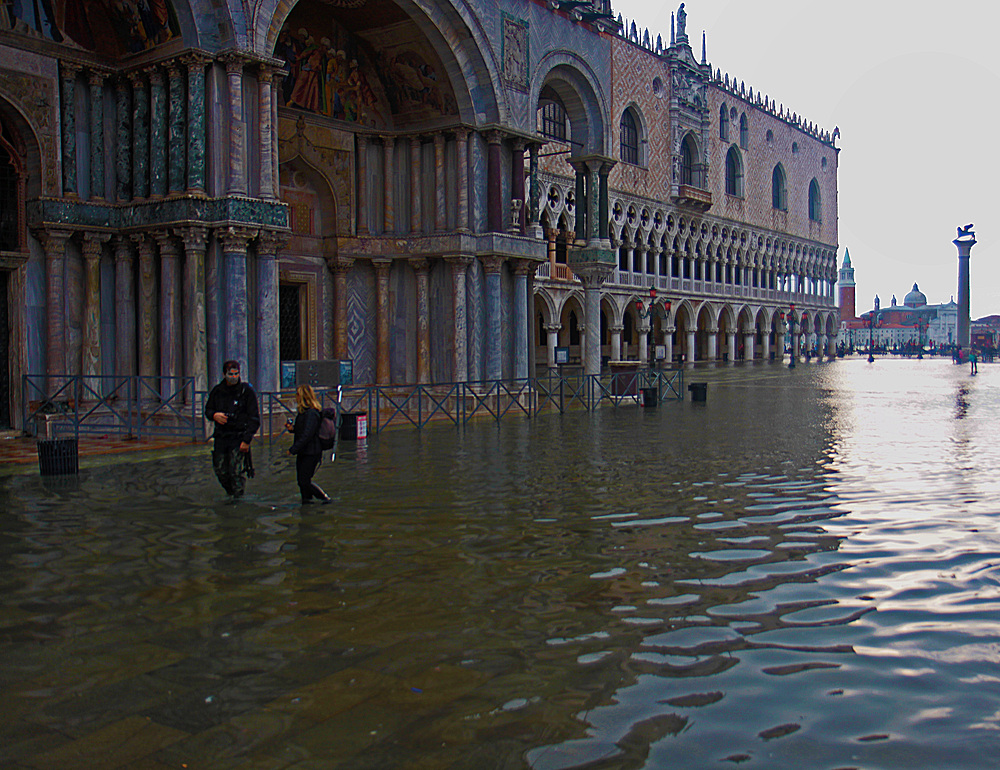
611,0,1000,318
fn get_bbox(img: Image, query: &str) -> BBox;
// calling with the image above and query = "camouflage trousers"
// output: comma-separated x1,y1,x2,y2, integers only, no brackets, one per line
212,446,248,497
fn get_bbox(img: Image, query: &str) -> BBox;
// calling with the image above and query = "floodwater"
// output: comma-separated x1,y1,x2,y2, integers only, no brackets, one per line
3,357,1000,769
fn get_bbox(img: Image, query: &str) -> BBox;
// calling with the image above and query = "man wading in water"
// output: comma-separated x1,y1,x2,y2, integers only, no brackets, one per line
204,360,260,497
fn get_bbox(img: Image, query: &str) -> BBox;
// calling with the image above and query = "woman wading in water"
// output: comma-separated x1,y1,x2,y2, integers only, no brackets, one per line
287,384,331,503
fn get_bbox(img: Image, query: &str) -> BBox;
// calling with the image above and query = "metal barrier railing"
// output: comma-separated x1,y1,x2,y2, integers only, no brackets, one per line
25,368,686,443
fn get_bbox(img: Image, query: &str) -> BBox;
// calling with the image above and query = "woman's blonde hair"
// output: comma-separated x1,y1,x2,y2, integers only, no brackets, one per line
295,384,322,412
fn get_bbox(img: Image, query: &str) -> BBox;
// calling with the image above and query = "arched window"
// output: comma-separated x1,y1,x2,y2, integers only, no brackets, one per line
538,86,568,142
772,164,787,211
620,108,639,165
719,104,729,141
680,133,698,187
808,179,821,221
725,145,743,197
739,113,748,149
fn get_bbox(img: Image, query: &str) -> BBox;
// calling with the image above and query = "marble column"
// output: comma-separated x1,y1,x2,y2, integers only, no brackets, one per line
409,137,422,233
572,265,612,376
456,128,470,232
482,256,504,380
356,135,369,235
663,326,674,364
256,231,284,392
167,62,185,194
686,330,696,363
512,260,531,379
610,324,622,360
638,321,650,365
545,323,561,369
744,331,755,361
271,84,279,197
412,258,430,384
128,71,147,199
178,226,209,393
446,255,472,382
219,226,257,370
60,62,80,197
81,233,108,389
433,133,445,232
511,140,525,236
224,55,247,196
184,55,208,194
527,142,540,237
131,234,158,387
726,330,736,362
573,165,586,242
486,131,502,233
258,65,275,200
116,76,132,201
154,232,182,394
382,136,395,233
148,66,167,197
707,327,718,360
598,162,612,243
761,327,770,360
114,237,135,378
38,229,72,388
88,70,106,200
331,257,354,360
954,231,976,348
373,258,391,383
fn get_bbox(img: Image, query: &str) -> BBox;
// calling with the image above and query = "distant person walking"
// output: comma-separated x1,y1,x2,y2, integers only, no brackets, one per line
287,384,331,504
204,360,260,498
970,350,978,375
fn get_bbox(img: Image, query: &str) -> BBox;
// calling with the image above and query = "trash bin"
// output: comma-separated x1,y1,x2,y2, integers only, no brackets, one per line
688,382,708,402
340,411,368,440
38,437,79,475
641,387,658,407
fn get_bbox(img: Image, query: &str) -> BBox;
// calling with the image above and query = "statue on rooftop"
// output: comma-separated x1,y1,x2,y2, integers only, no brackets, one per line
677,3,687,39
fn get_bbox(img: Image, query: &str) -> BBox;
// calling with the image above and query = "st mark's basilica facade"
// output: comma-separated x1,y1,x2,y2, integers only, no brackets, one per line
0,0,840,429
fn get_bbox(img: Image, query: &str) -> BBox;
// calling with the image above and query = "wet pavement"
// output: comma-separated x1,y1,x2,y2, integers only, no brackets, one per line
3,357,1000,769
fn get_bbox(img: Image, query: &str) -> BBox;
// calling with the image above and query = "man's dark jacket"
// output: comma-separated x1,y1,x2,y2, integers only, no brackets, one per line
204,379,261,450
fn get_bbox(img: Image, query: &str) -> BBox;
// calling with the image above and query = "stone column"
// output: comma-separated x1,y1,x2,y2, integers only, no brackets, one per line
88,70,106,200
686,330,696,363
573,164,586,242
271,85,279,197
486,130,502,233
128,71,147,199
132,234,158,386
331,257,354,360
572,265,613,376
184,55,208,194
512,260,531,379
409,136,422,233
356,135,369,235
154,232,182,392
116,76,133,201
219,226,257,369
224,55,246,196
744,330,755,361
598,162,612,243
761,326,770,360
545,323,560,369
482,255,504,380
456,128,470,232
81,233,108,389
664,326,674,364
178,226,209,393
726,330,736,362
373,258,391,383
954,231,976,348
258,65,275,199
638,320,650,365
433,133,446,232
412,258,431,384
38,229,72,388
167,62,185,194
511,140,525,236
382,136,395,233
446,255,472,382
256,230,285,392
707,326,718,360
114,237,135,378
527,142,541,238
610,324,623,361
148,66,167,197
60,62,80,197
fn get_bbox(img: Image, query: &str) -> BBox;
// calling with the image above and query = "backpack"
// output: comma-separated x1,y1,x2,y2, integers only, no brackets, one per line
317,407,340,450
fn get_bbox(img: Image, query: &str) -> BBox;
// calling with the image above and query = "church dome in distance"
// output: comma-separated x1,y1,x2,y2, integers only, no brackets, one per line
904,283,927,308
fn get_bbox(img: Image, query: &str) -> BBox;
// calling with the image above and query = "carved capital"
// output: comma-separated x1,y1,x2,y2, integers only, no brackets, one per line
113,235,133,262
87,68,109,87
33,227,73,255
130,232,156,259
481,255,504,274
219,225,258,253
220,53,247,75
329,256,355,274
152,230,180,258
176,226,210,253
81,231,111,260
60,61,82,81
144,65,164,86
181,53,212,73
445,255,474,270
511,258,537,277
258,229,290,256
372,257,392,277
410,257,429,274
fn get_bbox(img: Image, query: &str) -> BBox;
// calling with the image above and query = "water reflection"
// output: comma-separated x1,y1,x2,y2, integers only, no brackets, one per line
2,359,1000,768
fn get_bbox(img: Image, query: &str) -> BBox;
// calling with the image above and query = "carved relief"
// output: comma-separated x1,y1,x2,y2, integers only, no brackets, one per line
0,66,58,195
501,14,529,91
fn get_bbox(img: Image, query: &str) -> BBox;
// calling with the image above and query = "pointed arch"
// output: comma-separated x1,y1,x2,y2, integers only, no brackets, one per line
771,163,787,210
808,178,822,221
725,145,743,197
